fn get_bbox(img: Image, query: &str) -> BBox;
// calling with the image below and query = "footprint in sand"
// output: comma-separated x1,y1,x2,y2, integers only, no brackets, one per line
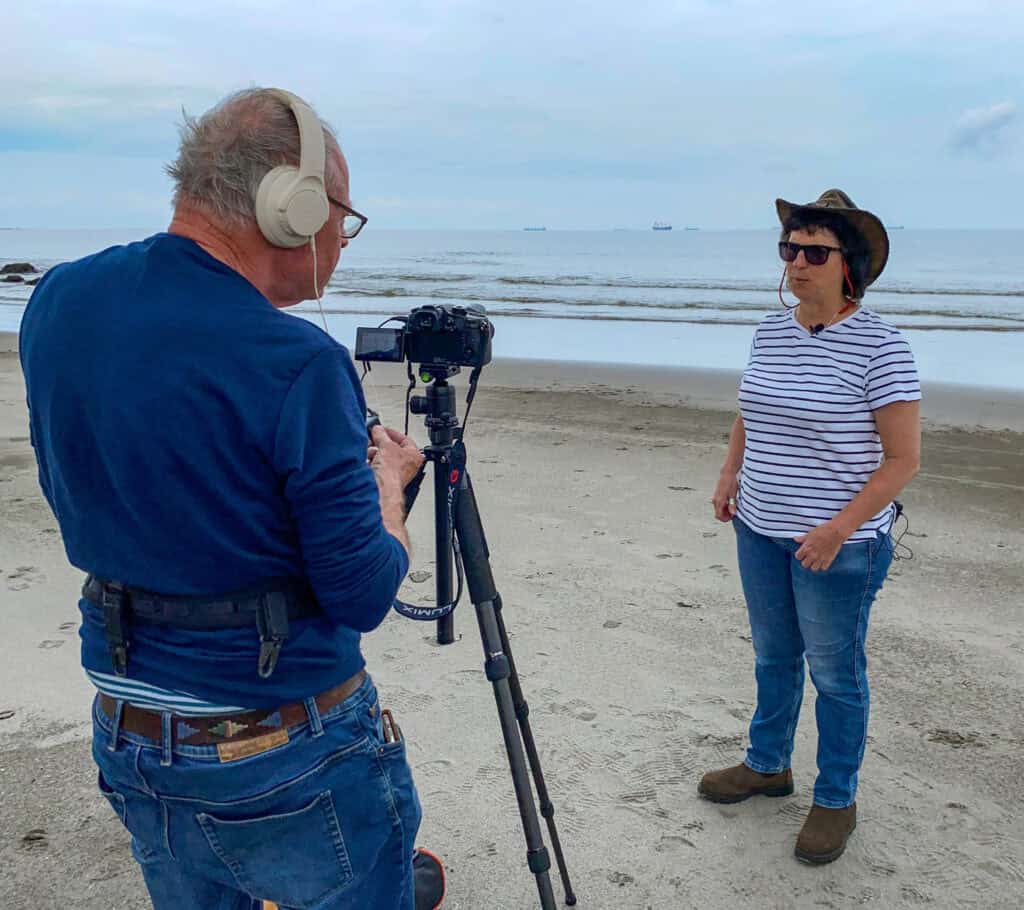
20,829,48,851
655,834,696,852
38,640,65,649
927,728,984,748
6,565,44,591
545,699,598,722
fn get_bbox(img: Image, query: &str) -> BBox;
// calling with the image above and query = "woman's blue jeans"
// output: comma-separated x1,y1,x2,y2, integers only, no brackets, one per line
733,517,893,809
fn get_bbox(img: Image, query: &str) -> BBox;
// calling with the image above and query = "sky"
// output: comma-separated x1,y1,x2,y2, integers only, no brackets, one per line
1,0,1022,230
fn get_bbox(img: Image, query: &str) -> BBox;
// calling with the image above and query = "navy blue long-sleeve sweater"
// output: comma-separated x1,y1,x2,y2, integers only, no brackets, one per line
19,233,407,708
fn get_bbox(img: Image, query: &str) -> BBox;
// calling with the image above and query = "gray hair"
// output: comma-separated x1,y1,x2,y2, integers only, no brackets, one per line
165,87,344,224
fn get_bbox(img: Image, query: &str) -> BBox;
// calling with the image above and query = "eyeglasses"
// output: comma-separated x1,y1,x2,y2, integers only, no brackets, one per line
326,194,368,239
778,241,843,266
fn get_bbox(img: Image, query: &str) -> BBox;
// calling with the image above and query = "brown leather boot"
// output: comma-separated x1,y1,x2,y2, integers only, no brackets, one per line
794,803,857,864
698,763,794,804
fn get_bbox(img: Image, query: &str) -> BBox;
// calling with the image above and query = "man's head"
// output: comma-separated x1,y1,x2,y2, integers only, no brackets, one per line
166,88,361,307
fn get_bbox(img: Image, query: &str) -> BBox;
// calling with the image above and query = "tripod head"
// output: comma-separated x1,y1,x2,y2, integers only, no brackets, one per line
409,369,461,449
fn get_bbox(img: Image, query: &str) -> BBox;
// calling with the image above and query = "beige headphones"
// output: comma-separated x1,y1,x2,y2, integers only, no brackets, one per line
254,89,330,248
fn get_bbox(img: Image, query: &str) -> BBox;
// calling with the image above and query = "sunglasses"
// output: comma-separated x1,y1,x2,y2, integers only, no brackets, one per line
326,194,368,239
778,241,843,266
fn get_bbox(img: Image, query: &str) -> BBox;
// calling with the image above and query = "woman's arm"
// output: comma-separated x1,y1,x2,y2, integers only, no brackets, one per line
832,400,921,538
711,414,746,522
794,400,920,570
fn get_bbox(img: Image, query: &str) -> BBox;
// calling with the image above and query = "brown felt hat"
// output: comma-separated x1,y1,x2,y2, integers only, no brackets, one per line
776,188,889,287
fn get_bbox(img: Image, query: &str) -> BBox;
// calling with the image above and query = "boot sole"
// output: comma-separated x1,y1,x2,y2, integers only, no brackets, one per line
794,821,856,865
697,781,794,804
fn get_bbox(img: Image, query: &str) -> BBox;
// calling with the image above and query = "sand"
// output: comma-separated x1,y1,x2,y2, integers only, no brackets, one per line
1,329,1022,909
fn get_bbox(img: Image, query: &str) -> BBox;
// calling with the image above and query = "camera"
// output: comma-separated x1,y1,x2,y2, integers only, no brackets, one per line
355,304,494,370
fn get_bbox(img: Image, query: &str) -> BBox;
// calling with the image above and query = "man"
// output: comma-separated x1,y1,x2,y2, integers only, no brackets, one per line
19,88,444,909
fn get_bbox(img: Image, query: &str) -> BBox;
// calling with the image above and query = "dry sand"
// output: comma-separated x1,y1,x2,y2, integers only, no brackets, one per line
1,329,1023,909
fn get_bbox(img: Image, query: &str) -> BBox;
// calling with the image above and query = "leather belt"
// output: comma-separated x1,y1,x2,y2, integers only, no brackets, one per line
97,669,367,746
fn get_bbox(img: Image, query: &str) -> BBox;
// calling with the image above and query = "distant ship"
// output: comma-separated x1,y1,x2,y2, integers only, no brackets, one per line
652,221,672,231
887,225,905,230
684,226,700,231
523,226,547,232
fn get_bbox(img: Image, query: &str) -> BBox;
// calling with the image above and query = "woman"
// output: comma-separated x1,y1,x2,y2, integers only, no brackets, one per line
699,189,921,865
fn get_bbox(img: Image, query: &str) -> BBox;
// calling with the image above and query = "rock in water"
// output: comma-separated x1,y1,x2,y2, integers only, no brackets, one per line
1,262,37,275
2,274,25,283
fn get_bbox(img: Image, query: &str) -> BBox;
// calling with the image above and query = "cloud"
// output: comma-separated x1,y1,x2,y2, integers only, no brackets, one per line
949,101,1018,153
3,1,1024,227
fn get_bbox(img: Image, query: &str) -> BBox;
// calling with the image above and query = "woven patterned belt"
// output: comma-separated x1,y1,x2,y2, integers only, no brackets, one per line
97,669,367,746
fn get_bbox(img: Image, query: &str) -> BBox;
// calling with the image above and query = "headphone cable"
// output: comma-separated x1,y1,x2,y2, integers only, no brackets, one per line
310,236,329,334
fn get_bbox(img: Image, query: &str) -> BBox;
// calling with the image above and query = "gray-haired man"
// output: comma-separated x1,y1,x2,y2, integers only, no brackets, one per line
20,87,445,909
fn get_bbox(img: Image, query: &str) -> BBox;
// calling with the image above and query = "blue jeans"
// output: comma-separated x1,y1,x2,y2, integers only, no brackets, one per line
92,674,422,909
733,517,893,808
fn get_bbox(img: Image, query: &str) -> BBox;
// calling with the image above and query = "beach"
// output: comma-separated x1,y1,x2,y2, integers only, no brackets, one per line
1,328,1023,908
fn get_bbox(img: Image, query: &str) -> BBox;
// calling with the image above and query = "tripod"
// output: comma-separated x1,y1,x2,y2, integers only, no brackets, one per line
398,366,577,909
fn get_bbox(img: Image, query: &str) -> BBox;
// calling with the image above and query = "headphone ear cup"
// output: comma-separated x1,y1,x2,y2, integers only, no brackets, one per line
255,166,329,248
285,178,329,238
256,165,301,247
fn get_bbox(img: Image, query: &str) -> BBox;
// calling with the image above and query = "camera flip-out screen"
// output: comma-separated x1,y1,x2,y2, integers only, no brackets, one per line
355,327,405,363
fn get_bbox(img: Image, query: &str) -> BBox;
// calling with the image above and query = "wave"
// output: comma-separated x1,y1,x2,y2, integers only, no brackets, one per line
335,272,1024,298
326,285,1024,324
298,302,1024,332
341,272,476,283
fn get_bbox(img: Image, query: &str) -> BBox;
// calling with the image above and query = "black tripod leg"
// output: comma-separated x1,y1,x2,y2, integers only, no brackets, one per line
454,469,573,909
432,450,455,645
492,594,578,905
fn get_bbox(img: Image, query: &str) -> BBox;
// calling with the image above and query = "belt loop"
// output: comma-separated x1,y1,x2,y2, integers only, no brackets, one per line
304,697,324,737
106,698,124,752
160,712,173,766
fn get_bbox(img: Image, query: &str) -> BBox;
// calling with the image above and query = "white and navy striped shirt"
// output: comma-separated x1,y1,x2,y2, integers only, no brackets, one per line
86,669,244,716
736,307,920,543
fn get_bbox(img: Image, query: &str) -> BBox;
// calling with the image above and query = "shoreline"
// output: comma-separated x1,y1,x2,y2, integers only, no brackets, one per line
5,331,1024,432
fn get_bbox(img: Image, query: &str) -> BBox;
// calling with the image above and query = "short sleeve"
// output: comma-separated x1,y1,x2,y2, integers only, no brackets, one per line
865,330,921,410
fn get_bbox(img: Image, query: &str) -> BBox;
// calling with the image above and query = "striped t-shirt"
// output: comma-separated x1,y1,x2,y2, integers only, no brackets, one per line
87,669,244,715
736,307,920,542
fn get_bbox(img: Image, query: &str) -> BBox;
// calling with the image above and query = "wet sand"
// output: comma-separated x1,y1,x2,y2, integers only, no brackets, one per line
2,332,1022,908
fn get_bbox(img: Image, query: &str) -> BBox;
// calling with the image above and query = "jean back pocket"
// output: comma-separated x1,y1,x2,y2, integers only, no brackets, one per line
197,790,353,908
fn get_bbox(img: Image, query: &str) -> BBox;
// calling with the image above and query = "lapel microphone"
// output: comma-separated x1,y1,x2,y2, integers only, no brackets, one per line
811,323,825,336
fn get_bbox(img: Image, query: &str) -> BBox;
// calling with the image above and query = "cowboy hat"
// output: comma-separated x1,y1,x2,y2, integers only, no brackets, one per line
775,188,889,287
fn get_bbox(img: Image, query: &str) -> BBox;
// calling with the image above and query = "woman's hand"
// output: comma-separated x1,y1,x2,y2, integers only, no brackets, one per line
794,520,848,571
711,471,739,522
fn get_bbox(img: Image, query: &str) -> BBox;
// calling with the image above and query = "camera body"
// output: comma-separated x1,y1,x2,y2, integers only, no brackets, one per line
355,305,494,370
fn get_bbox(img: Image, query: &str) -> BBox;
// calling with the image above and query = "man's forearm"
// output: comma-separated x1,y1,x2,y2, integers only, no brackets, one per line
378,487,412,559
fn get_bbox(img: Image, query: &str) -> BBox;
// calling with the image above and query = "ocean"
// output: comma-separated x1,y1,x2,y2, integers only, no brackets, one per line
2,228,1022,389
